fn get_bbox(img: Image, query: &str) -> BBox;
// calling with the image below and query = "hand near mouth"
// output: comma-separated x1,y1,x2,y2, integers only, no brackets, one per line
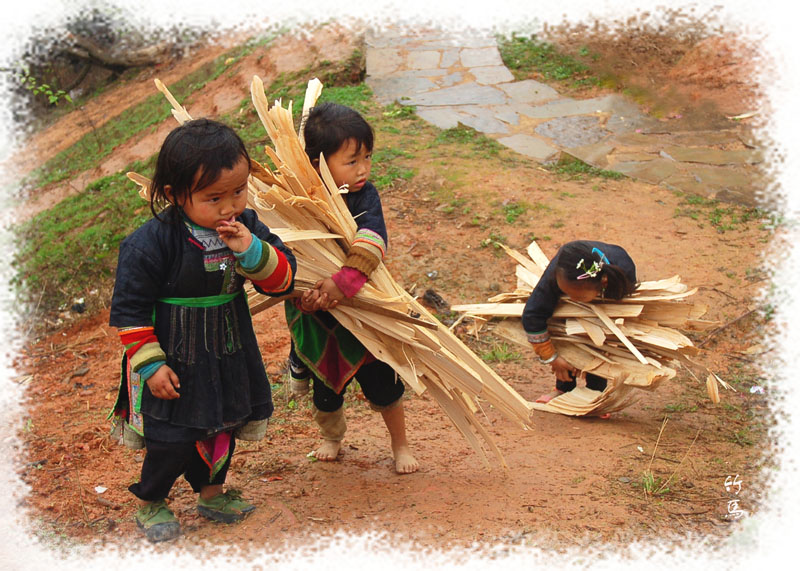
216,218,253,253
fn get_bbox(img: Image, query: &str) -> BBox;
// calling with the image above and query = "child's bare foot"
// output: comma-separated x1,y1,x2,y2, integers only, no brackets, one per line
312,439,342,461
393,444,419,474
535,389,564,404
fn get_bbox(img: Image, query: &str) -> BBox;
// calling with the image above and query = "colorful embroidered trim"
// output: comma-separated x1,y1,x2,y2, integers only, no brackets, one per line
196,431,233,481
352,228,386,260
526,330,550,345
119,326,166,375
237,241,293,294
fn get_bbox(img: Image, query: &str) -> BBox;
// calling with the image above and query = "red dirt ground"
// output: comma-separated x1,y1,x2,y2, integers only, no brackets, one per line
9,21,775,560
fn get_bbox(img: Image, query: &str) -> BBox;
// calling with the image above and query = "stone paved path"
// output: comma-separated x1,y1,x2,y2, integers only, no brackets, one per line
365,29,764,207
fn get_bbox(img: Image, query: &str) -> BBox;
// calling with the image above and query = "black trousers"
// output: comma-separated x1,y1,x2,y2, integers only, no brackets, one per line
129,437,235,502
312,359,404,413
556,372,607,393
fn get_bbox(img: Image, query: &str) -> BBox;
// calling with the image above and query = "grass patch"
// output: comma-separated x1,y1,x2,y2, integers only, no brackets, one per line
497,34,600,88
480,231,507,253
480,342,523,363
543,156,624,180
317,84,373,112
502,201,529,224
663,403,697,413
382,102,418,120
371,147,416,190
12,162,154,316
672,192,766,233
640,470,671,496
730,428,754,447
433,125,504,157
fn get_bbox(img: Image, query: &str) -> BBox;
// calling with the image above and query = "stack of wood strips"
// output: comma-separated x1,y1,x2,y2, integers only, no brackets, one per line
131,77,538,469
451,241,724,417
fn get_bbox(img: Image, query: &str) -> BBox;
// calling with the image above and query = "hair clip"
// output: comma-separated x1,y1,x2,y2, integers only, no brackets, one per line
591,247,610,265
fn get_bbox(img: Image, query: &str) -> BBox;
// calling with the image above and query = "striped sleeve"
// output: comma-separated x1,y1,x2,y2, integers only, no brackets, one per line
235,239,294,294
343,228,386,276
118,326,166,376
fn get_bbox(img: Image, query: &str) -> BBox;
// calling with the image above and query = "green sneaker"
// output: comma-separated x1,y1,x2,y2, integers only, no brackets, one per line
197,489,256,523
135,500,181,542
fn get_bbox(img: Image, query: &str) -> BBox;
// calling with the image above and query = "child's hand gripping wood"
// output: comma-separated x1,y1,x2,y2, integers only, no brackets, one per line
314,277,345,310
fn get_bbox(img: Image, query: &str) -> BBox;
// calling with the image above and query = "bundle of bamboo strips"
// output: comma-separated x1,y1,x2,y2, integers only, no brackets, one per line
451,241,728,416
129,77,538,469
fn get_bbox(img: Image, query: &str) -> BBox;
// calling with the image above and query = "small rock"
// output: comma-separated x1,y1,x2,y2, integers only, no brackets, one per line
422,289,450,312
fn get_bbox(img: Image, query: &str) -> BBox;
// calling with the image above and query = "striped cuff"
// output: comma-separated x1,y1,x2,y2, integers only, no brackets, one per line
137,360,165,382
119,326,167,374
344,229,385,276
526,330,550,345
233,235,263,270
236,240,294,294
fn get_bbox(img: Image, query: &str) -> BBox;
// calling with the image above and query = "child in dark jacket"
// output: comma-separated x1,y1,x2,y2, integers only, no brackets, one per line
521,240,637,403
285,102,418,474
109,119,296,542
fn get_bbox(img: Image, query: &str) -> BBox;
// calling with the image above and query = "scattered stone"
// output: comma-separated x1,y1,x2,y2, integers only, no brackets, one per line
460,47,504,68
407,50,442,71
422,288,450,312
564,142,617,168
470,65,514,85
666,147,762,166
401,83,506,107
416,107,463,130
534,115,612,148
451,107,510,134
496,134,560,162
497,79,559,105
365,47,403,75
440,49,460,68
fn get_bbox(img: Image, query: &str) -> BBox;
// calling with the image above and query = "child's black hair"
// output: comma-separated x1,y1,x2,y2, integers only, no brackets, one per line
302,102,374,164
556,241,637,300
149,118,250,222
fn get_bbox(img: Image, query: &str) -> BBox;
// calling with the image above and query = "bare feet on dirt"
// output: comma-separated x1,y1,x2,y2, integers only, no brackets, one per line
392,444,419,474
312,439,342,461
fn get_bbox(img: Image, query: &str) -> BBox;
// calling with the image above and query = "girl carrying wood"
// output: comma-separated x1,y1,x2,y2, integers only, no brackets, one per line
522,240,638,404
109,119,296,542
285,102,418,474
